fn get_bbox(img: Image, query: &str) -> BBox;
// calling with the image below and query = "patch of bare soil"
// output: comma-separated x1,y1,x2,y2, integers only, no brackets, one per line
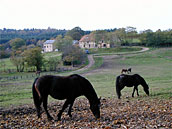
83,55,124,76
0,98,171,128
83,47,150,76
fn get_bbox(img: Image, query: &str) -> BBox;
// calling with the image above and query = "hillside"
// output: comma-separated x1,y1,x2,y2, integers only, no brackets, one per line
0,47,172,128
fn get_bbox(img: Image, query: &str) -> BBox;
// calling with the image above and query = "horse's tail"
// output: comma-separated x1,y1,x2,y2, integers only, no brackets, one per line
32,78,42,108
116,76,121,99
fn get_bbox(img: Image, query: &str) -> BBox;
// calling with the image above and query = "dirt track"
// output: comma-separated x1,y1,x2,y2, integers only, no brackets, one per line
80,47,149,76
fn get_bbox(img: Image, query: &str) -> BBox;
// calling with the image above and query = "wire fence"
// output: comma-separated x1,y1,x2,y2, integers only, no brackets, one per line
0,67,76,85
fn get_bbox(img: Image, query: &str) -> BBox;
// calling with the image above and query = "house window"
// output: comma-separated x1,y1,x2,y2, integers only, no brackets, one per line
103,44,106,47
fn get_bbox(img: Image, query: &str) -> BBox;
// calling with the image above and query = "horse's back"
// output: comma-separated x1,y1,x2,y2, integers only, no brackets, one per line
116,74,142,87
35,74,91,99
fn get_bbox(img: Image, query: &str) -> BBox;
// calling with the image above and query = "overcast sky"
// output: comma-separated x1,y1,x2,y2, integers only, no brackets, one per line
0,0,172,31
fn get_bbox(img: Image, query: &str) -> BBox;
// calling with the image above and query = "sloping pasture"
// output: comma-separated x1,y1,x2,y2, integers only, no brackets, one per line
0,47,172,128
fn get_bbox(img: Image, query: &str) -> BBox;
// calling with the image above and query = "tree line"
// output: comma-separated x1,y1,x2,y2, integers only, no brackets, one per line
0,28,67,44
1,26,172,47
86,27,172,47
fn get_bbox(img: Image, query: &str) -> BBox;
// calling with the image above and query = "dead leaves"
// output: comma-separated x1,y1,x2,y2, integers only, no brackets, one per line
0,98,172,128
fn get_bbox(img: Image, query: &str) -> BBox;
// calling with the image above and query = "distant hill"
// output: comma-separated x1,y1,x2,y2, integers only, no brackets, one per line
0,28,67,44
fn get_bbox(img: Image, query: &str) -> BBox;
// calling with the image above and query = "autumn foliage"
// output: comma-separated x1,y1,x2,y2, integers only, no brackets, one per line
1,98,171,128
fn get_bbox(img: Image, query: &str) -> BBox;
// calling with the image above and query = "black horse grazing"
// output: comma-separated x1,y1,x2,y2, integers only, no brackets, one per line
116,74,149,99
32,74,101,121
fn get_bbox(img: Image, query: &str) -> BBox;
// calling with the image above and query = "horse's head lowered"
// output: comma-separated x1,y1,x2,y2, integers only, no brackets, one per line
90,97,101,119
143,83,149,96
139,75,149,96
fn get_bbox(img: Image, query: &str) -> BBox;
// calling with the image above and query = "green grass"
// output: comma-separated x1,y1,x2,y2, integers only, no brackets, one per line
0,47,172,108
90,57,103,70
84,47,171,99
0,51,62,73
43,51,61,59
87,73,115,98
89,46,142,54
0,58,15,71
0,79,33,107
97,48,172,99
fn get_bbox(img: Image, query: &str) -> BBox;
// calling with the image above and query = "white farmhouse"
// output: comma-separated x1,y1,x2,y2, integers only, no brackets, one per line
43,40,55,52
79,35,110,49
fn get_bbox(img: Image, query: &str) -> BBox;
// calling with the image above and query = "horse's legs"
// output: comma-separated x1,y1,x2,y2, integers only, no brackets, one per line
136,86,139,96
116,86,121,99
42,96,53,120
68,99,75,117
57,99,70,121
35,100,42,118
132,87,136,97
32,85,42,118
118,90,121,99
116,84,124,99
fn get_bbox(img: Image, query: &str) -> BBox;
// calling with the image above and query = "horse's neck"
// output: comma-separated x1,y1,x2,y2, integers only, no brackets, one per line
140,77,147,86
84,91,98,105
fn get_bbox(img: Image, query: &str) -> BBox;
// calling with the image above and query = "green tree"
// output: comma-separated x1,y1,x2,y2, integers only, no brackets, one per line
62,45,86,66
113,28,127,45
126,26,137,34
9,38,26,51
10,55,25,72
55,35,73,51
47,57,60,71
66,27,84,40
139,29,153,45
54,35,63,50
106,32,121,46
23,47,44,71
91,30,108,43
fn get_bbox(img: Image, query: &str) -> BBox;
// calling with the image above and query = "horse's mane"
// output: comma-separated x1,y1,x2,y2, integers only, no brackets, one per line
134,74,147,84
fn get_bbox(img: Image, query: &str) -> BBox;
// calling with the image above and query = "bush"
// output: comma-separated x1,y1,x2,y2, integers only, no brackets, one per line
62,45,86,66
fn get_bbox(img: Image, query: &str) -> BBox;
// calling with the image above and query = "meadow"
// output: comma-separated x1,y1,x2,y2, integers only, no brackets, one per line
87,47,172,99
0,47,172,108
0,47,172,128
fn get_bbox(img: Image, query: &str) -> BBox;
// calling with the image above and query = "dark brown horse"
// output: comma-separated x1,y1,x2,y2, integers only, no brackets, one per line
116,74,149,99
32,74,101,121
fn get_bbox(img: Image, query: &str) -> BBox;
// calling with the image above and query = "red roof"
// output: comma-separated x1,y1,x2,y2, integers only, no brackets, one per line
79,34,95,42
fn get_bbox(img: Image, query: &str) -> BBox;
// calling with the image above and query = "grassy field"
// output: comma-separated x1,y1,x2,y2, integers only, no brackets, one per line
0,47,172,108
89,46,142,54
0,51,61,72
87,47,172,99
